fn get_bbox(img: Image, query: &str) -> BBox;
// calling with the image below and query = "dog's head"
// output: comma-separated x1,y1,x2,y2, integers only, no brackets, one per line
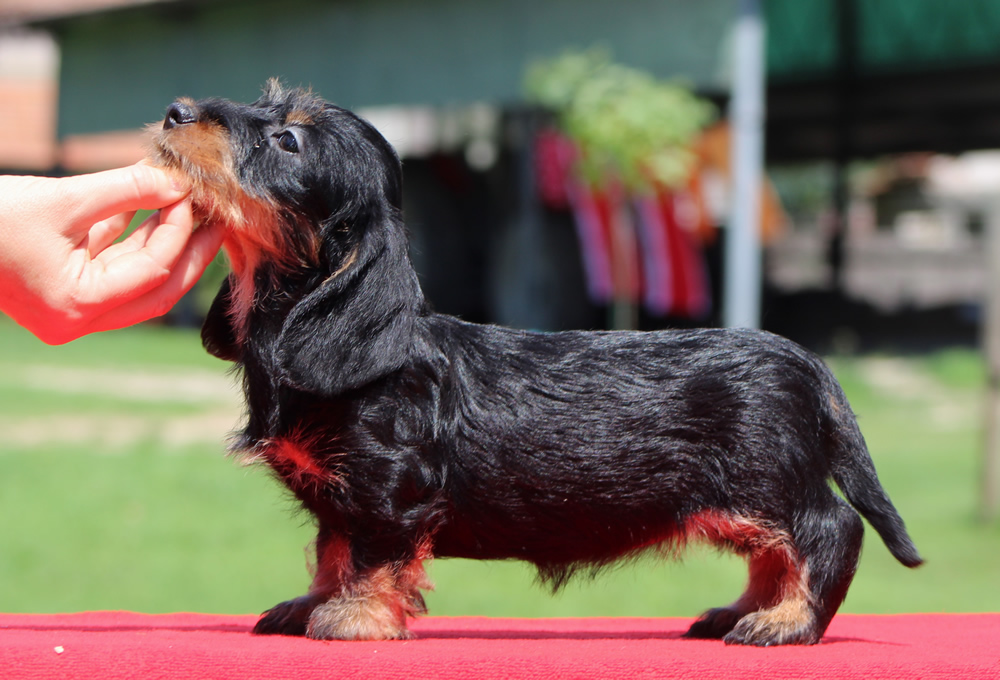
150,78,402,274
149,81,423,395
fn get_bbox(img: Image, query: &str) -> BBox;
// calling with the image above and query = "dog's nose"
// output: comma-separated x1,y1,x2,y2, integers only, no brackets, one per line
163,101,198,129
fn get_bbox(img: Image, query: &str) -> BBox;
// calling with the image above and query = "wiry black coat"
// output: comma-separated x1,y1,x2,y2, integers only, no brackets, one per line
152,83,921,646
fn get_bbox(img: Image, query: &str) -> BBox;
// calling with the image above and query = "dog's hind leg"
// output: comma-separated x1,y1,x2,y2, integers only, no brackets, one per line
685,545,792,640
684,510,802,641
721,498,864,646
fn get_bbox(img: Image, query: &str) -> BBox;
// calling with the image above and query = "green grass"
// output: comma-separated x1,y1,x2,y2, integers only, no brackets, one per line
1,317,998,618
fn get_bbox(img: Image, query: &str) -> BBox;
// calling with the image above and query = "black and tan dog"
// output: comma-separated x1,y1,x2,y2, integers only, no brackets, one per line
150,81,921,646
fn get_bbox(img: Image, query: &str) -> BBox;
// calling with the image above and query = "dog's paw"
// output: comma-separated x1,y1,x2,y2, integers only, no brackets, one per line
721,608,819,647
306,594,411,641
253,595,323,636
685,607,743,639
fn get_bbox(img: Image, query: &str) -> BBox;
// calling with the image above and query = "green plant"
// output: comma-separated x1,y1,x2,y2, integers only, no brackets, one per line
524,49,715,190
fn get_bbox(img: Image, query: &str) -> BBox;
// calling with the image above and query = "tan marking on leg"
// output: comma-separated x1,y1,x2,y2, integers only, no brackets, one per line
308,533,354,598
727,564,818,645
685,510,817,644
735,541,800,611
307,541,434,641
307,569,409,640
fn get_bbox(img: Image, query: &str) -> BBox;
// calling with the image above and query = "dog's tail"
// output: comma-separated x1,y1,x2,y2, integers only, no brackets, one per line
823,375,924,568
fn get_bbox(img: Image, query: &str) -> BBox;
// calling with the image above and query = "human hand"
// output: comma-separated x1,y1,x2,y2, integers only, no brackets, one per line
0,163,225,344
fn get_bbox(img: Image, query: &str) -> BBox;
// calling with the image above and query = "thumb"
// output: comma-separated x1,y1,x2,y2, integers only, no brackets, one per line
61,164,190,227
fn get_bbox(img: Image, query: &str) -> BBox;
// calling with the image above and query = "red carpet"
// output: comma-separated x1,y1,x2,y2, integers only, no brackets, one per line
1,612,998,679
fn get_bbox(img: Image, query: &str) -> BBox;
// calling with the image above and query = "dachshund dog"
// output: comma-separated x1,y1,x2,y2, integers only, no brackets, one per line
149,81,921,646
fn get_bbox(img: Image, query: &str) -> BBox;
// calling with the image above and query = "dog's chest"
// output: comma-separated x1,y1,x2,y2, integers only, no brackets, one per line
248,437,342,492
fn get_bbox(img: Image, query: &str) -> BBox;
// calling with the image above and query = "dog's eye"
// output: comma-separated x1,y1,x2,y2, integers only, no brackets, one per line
274,130,300,153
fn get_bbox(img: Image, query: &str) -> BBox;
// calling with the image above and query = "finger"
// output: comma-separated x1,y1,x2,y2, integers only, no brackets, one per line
73,203,192,314
97,199,195,268
77,222,225,335
87,211,139,257
138,199,196,269
159,198,196,235
95,210,165,263
61,164,191,229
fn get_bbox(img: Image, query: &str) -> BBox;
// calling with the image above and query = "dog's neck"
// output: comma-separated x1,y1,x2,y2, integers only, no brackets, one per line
227,230,426,442
222,262,328,444
220,223,325,346
221,236,271,344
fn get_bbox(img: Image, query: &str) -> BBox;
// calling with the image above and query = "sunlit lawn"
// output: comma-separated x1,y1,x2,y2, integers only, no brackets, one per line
0,317,998,618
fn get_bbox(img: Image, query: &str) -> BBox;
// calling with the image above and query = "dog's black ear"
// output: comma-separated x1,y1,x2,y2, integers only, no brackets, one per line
201,276,240,362
275,220,422,396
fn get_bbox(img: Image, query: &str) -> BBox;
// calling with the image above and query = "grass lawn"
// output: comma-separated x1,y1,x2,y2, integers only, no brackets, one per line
1,317,998,618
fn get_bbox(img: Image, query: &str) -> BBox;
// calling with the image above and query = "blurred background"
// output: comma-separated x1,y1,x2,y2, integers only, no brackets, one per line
1,0,999,619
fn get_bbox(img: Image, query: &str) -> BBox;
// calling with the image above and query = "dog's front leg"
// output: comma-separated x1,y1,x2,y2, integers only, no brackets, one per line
253,524,350,637
254,524,432,641
304,535,433,641
252,594,325,637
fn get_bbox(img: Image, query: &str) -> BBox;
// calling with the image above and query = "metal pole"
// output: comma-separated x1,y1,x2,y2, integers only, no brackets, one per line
982,199,1000,520
829,0,858,290
724,0,766,329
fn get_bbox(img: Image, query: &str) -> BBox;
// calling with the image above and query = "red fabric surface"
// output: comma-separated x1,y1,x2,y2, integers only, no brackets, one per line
1,612,998,679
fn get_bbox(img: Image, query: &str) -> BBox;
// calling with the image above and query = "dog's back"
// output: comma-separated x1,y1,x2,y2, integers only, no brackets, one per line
419,317,921,573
